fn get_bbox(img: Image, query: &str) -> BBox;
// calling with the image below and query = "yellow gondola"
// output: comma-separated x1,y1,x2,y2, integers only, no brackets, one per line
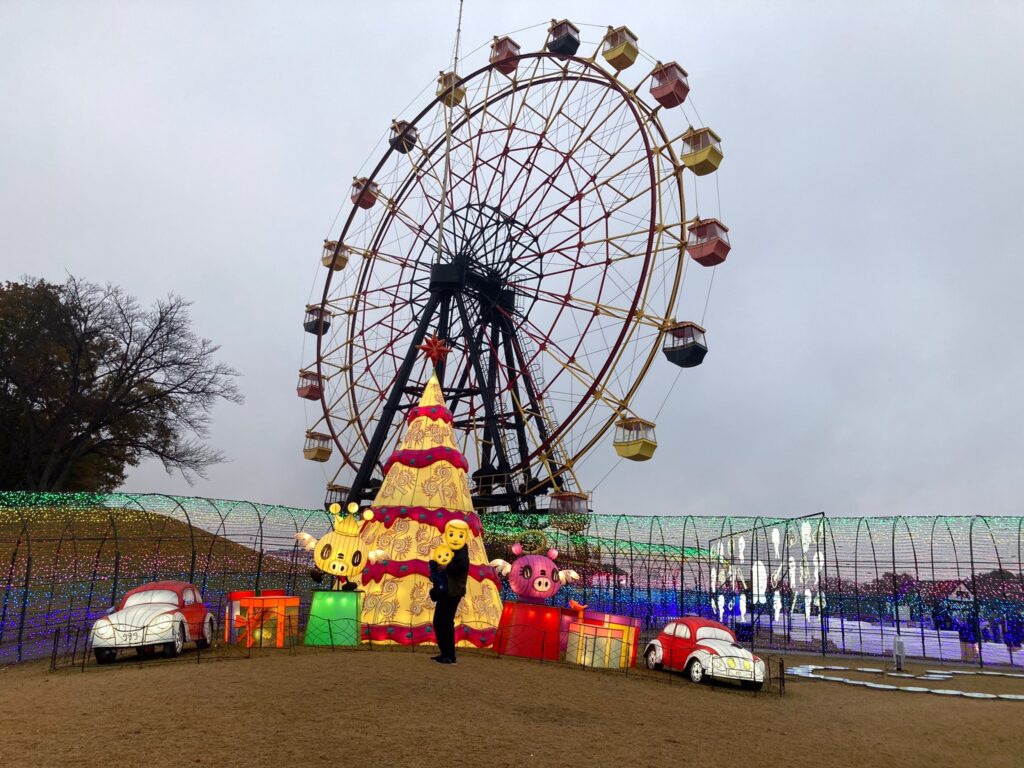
436,71,466,107
321,240,349,271
601,26,639,71
613,417,657,461
303,431,332,462
680,126,723,176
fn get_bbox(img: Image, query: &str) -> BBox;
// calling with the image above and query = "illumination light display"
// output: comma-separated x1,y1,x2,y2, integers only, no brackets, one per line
2,492,1023,667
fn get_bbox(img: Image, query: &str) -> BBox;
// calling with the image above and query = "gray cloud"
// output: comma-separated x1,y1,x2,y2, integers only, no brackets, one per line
2,1,1022,516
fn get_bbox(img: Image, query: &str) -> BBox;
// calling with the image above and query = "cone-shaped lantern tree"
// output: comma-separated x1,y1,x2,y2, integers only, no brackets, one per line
358,335,503,646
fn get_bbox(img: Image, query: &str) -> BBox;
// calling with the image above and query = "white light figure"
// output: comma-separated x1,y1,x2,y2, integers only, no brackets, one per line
767,527,785,613
752,560,768,605
773,591,783,622
717,594,725,623
735,536,748,620
813,551,826,612
786,523,812,622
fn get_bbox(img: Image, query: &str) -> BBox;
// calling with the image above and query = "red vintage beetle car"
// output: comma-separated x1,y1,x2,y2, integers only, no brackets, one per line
643,616,765,690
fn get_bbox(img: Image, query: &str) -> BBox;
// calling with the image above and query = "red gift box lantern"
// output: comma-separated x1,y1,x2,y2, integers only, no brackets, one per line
493,601,562,661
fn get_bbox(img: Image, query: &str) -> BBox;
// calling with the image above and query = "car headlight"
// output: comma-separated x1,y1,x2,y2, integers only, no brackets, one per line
93,620,114,640
712,656,724,670
743,659,752,671
149,616,173,634
727,658,737,670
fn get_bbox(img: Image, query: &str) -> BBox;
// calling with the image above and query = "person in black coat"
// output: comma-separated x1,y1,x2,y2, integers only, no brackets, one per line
433,520,470,664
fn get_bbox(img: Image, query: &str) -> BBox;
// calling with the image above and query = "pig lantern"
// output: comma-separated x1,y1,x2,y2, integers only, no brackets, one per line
489,543,580,603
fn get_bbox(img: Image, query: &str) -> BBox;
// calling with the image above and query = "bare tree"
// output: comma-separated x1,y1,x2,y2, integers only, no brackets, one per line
0,276,243,492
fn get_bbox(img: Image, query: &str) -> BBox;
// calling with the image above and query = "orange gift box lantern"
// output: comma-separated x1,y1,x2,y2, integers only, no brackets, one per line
224,590,300,648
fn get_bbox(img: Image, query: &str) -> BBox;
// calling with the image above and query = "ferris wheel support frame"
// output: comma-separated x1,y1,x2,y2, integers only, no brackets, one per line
343,257,564,512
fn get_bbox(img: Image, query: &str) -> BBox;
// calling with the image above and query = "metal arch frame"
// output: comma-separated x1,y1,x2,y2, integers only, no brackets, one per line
819,519,843,652
0,507,30,660
970,516,1007,668
81,503,120,634
310,50,684,508
679,514,703,616
113,492,159,604
852,517,881,652
891,516,921,641
42,513,78,645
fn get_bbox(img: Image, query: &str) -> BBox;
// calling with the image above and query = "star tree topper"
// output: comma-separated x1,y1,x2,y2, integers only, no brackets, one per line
418,334,452,365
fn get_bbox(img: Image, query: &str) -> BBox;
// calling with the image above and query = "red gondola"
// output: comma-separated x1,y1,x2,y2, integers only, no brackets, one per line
490,36,521,76
649,61,689,108
296,370,322,400
350,177,379,209
686,218,731,267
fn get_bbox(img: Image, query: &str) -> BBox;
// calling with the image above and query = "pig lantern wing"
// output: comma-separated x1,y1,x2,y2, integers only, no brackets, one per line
558,569,580,585
488,558,512,576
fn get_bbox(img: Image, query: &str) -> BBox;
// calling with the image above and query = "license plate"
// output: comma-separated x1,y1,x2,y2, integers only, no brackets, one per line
118,630,140,644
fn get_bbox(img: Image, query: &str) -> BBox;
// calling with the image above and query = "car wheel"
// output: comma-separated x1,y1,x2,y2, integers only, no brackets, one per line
196,617,214,649
95,648,116,665
644,648,662,671
687,659,706,684
164,623,185,657
742,681,764,691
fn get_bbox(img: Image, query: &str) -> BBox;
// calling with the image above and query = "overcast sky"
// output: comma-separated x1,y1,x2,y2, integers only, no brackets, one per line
2,1,1023,517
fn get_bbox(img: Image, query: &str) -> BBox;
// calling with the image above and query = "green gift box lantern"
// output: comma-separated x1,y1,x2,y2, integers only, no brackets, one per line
304,590,363,647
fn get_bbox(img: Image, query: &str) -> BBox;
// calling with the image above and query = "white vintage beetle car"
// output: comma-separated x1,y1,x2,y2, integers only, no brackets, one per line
90,580,215,664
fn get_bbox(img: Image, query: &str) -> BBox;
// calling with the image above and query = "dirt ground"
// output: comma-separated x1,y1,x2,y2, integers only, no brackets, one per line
1,647,1022,768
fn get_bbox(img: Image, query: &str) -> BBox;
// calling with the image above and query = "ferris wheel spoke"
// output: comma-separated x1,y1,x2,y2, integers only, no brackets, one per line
517,125,649,240
491,71,598,222
507,85,632,232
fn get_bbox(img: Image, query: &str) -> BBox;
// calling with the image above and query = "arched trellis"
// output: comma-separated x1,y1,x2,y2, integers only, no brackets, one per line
0,507,30,661
2,493,1024,667
970,516,1009,668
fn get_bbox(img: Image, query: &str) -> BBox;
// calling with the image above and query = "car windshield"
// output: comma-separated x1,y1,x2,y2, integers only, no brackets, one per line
123,589,179,608
695,627,735,643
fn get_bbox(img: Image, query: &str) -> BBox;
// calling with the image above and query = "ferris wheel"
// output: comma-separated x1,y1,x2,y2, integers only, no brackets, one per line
298,20,731,514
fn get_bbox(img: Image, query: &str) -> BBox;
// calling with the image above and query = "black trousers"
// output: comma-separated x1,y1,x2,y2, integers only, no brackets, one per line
433,594,462,659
